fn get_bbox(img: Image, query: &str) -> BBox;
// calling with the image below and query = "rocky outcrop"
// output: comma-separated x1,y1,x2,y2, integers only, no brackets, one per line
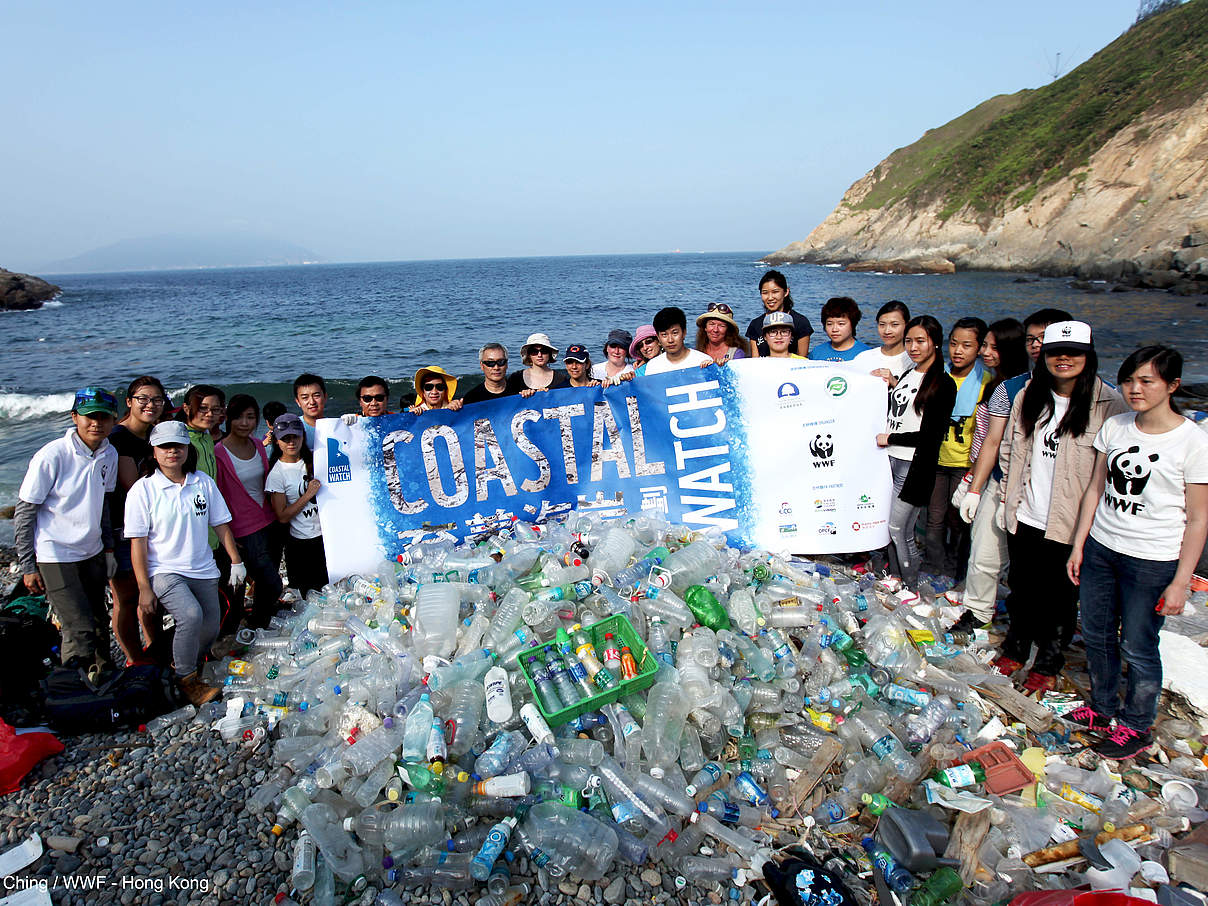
0,268,60,311
843,257,955,275
766,85,1208,288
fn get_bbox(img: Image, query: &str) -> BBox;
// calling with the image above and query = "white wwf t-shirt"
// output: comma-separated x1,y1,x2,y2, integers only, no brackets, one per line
266,459,322,539
852,346,913,381
124,471,232,579
885,368,926,462
1090,413,1208,560
642,348,713,375
19,429,118,563
1017,394,1069,531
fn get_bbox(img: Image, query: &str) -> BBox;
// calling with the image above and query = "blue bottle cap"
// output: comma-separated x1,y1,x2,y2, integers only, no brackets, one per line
697,802,708,812
381,855,394,868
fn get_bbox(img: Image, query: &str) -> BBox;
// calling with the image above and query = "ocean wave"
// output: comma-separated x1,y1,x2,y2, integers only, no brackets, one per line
0,391,76,420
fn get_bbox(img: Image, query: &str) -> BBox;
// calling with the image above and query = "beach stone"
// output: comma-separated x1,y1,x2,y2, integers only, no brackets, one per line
71,815,92,827
577,883,591,901
640,869,661,887
708,894,722,904
45,835,82,853
558,880,579,896
274,850,291,871
213,869,229,888
603,876,625,905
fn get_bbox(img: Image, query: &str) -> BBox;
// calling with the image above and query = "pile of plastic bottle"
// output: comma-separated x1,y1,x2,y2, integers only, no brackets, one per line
149,511,1206,905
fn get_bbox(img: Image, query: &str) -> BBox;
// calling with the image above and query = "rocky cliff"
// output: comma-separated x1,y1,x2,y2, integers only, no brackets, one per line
766,0,1208,288
0,268,60,311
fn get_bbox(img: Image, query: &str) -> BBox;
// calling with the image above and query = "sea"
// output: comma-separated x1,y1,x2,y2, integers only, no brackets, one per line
3,251,1207,543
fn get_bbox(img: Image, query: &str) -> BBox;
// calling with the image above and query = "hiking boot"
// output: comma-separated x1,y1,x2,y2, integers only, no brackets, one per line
949,609,986,636
1094,724,1153,760
178,671,220,706
1065,705,1112,733
1022,670,1057,693
992,654,1025,676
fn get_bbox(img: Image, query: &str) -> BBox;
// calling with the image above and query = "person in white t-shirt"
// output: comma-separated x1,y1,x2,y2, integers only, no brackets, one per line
852,301,913,385
642,307,714,375
265,413,328,596
1065,346,1208,759
15,386,120,677
125,421,246,705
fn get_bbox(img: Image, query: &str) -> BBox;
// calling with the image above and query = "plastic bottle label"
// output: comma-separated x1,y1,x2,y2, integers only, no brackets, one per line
938,764,976,788
870,735,896,760
824,799,845,822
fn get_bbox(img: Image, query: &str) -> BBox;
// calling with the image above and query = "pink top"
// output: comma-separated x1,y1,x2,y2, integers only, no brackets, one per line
214,441,276,539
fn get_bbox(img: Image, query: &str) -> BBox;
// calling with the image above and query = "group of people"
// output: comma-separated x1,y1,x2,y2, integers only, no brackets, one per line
13,270,1208,758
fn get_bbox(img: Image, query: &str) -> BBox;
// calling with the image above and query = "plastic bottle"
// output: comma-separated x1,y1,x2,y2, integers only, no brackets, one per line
410,584,460,657
520,703,555,745
299,802,365,881
402,694,434,762
445,681,486,756
290,830,317,891
684,585,731,631
589,527,636,585
427,648,495,691
932,761,986,789
470,816,518,881
861,836,913,894
545,653,582,708
527,656,565,714
652,540,720,593
142,704,196,735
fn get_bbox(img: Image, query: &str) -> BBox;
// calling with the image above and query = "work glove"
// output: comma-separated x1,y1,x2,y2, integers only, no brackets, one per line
229,562,248,588
340,413,360,426
958,492,980,525
105,552,119,579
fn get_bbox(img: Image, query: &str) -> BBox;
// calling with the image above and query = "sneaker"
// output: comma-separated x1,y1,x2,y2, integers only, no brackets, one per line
992,654,1025,676
1022,671,1057,693
178,671,221,706
949,609,985,636
1065,705,1112,733
1094,724,1153,760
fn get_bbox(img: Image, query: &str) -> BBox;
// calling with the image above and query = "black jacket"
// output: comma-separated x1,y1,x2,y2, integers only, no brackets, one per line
887,370,958,506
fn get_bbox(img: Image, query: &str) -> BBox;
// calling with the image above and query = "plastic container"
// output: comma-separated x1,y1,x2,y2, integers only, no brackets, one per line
957,741,1036,796
515,614,656,727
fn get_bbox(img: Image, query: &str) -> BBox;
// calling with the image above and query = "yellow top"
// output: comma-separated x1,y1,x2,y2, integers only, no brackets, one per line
938,369,992,468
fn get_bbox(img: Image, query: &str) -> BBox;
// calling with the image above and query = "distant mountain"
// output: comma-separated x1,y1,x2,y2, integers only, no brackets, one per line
40,234,322,274
765,0,1208,287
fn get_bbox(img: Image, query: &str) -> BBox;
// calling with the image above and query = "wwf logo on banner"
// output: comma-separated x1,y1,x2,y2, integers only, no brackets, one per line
809,433,835,468
328,437,352,484
192,493,207,517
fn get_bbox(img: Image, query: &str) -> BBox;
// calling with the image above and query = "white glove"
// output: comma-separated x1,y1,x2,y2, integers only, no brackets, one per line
995,501,1008,533
958,491,980,524
229,562,248,588
340,413,360,426
105,552,119,579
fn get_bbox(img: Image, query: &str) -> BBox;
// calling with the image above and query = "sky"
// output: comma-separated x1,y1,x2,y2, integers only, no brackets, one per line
2,0,1143,269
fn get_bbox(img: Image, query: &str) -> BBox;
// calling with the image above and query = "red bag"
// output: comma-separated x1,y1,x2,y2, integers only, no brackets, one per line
0,718,63,795
1010,892,1154,906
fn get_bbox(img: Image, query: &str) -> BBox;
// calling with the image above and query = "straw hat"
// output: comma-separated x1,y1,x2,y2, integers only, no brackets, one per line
412,365,458,407
695,303,739,331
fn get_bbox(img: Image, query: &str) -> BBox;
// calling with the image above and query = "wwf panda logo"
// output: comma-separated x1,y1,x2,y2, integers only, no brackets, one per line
1107,445,1159,497
810,434,835,468
192,493,208,517
1043,430,1060,454
888,385,917,419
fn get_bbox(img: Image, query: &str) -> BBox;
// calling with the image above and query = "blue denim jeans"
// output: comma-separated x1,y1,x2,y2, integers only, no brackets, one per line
1079,535,1177,731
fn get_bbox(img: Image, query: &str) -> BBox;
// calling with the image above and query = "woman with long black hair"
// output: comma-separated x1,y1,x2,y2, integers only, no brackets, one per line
995,321,1127,692
876,315,957,587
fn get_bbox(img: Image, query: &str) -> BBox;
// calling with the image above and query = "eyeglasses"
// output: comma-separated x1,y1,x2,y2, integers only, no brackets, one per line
422,382,446,392
360,393,387,403
1026,336,1045,347
196,405,224,415
481,359,507,368
707,303,734,315
131,395,167,407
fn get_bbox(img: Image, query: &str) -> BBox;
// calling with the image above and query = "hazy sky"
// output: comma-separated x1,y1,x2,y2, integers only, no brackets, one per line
4,1,1141,269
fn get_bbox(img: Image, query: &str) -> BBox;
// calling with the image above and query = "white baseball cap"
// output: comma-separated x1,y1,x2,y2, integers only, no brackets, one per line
149,421,191,447
1042,320,1093,354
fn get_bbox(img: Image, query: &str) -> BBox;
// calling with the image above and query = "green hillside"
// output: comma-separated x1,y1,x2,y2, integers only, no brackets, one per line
852,0,1208,221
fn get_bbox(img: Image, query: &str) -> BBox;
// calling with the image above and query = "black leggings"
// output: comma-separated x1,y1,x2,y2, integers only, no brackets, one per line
284,535,329,598
1001,522,1077,675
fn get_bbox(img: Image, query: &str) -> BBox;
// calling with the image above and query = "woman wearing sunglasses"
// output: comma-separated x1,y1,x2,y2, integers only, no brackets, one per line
409,366,464,413
507,333,569,396
695,303,747,365
746,269,813,358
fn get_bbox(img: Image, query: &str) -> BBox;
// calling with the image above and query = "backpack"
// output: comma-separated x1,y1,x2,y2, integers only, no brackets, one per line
0,611,61,727
41,665,185,734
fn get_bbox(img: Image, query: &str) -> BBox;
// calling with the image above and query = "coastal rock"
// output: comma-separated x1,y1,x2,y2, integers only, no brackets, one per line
842,256,955,275
0,268,60,311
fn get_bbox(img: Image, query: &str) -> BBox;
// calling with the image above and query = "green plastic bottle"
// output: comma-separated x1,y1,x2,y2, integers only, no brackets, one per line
860,792,893,815
684,585,731,631
910,866,964,906
931,761,986,789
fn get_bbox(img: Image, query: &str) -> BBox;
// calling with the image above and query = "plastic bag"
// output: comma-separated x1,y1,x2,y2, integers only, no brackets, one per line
0,719,62,795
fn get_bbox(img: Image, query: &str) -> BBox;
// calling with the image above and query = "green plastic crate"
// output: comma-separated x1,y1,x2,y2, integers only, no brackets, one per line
515,613,658,727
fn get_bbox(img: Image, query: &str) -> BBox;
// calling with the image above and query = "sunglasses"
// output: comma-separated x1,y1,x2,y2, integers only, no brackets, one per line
360,393,387,403
422,382,446,392
481,359,507,368
707,303,733,315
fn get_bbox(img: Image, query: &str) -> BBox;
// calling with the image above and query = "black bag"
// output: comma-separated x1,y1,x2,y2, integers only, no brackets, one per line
41,665,185,734
0,612,61,726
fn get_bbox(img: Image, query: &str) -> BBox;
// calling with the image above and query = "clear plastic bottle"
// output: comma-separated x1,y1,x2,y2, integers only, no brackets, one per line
299,802,365,881
291,830,317,891
445,681,486,756
589,527,636,585
641,679,691,774
410,584,461,657
401,694,434,762
518,801,620,881
652,540,721,593
476,729,526,778
526,656,564,714
470,816,518,881
142,704,196,735
427,648,495,691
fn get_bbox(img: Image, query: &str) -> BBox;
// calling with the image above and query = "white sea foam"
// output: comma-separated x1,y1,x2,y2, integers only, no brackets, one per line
0,391,76,420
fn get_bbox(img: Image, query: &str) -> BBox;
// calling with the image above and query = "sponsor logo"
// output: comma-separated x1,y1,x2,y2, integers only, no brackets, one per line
777,382,800,398
778,523,797,534
1061,323,1073,337
778,501,793,516
327,437,352,483
826,376,848,398
1103,444,1159,516
818,521,838,536
809,433,835,468
856,493,875,510
813,497,836,512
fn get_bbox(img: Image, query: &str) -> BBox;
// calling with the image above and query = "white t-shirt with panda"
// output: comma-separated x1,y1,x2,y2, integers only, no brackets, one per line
265,459,322,540
885,368,926,462
1090,412,1208,560
852,346,914,382
1017,394,1069,531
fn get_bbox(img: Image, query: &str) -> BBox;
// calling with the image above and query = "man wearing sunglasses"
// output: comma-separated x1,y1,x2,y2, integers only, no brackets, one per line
356,376,392,417
15,386,120,679
463,343,519,405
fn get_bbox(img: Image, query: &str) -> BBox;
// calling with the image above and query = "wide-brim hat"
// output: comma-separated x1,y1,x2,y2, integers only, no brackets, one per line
629,325,658,359
1042,320,1093,354
696,307,739,331
520,333,558,365
413,366,458,407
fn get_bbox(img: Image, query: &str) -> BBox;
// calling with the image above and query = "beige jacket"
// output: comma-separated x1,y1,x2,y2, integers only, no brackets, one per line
999,377,1126,544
